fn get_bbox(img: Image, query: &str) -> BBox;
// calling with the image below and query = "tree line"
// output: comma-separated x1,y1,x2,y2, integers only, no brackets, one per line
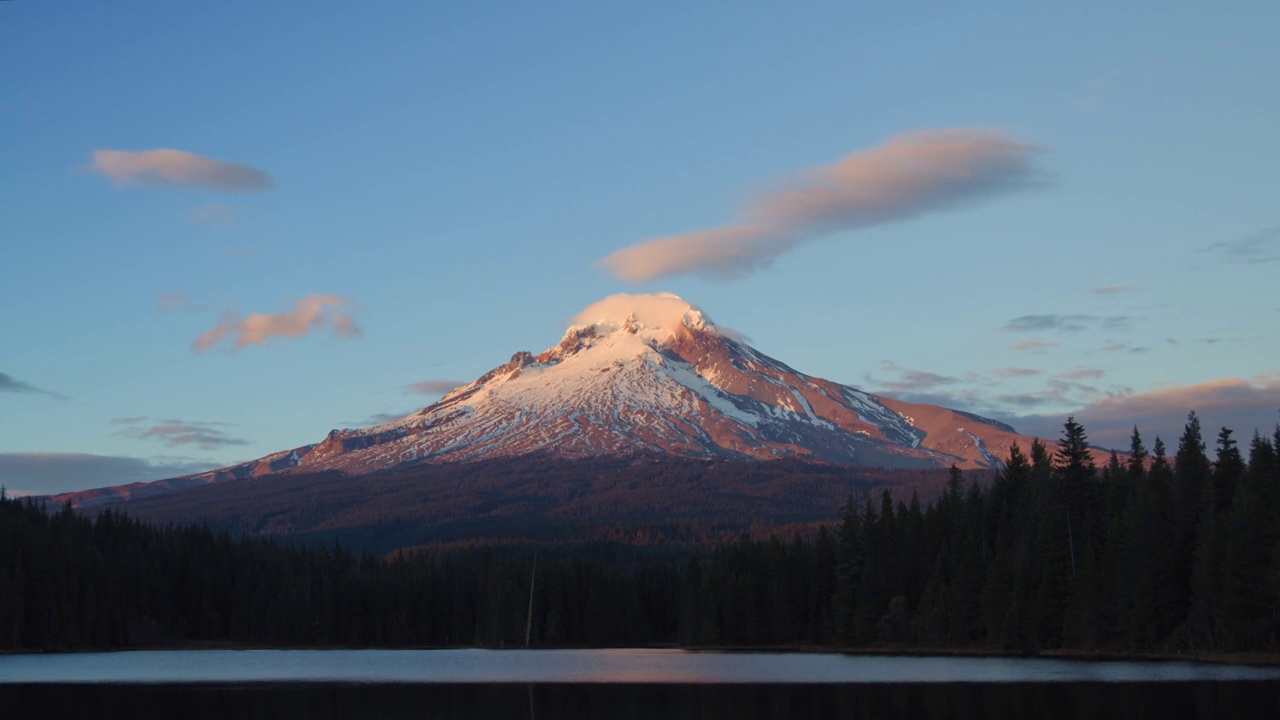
1,412,1278,654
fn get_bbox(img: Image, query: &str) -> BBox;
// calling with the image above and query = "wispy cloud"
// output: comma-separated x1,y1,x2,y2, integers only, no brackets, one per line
992,378,1106,411
874,361,962,393
1003,314,1132,333
156,291,202,313
116,419,249,451
992,366,1042,378
1009,339,1061,353
1202,226,1280,263
1094,284,1136,295
109,416,148,425
405,379,466,396
1057,368,1107,380
192,295,361,353
189,203,236,225
0,452,220,496
600,129,1043,282
0,372,66,400
347,410,416,428
87,149,272,192
1099,342,1149,354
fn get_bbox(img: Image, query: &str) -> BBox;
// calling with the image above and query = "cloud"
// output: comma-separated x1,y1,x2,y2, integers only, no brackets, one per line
1009,339,1061,353
405,379,466,396
874,361,961,393
347,410,416,428
1057,368,1107,380
992,366,1042,378
1099,342,1149,354
88,149,272,192
600,129,1043,282
1202,226,1280,263
0,452,220,496
1003,314,1132,333
193,295,361,353
1094,284,1136,295
116,419,249,451
1005,375,1280,449
109,416,148,425
992,378,1106,411
156,291,198,313
0,372,65,399
189,203,236,225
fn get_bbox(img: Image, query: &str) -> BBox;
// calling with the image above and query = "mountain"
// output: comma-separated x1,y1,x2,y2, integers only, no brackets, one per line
55,293,1065,510
59,458,982,553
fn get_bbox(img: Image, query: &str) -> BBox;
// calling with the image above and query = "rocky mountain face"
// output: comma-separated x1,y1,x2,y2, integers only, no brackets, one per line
55,293,1058,508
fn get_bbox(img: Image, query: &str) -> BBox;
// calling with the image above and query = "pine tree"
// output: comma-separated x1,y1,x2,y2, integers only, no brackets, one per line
1221,433,1278,648
1212,427,1245,512
1055,417,1096,584
1126,427,1148,479
1171,413,1211,630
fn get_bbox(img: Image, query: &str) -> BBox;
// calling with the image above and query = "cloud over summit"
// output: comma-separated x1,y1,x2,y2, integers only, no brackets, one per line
600,129,1042,282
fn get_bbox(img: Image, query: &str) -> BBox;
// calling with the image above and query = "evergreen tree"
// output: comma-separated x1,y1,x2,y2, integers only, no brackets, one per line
1221,433,1278,647
1212,427,1246,512
1126,427,1148,479
1171,413,1211,629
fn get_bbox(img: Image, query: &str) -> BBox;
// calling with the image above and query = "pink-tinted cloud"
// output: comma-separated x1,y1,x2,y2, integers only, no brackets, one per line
156,292,192,313
1094,284,1136,295
88,149,272,192
117,420,248,450
1007,375,1280,449
600,129,1042,282
405,379,466,396
1010,339,1061,353
193,295,361,353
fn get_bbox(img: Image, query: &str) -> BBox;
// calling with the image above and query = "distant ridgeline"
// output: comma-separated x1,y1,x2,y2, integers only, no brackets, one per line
2,412,1278,655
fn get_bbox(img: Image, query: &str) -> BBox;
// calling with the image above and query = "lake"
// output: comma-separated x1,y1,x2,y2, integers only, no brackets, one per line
2,649,1278,719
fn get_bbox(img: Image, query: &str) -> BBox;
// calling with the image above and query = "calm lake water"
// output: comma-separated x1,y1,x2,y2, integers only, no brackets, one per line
2,649,1278,719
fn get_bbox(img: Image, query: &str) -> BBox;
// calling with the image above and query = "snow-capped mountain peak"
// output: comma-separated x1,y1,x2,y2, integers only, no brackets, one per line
152,292,1050,487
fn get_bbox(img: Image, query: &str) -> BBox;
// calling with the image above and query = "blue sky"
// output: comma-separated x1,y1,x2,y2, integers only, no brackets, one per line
3,1,1278,494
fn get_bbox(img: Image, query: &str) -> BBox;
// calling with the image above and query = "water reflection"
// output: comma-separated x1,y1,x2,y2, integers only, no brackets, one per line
3,649,1279,684
3,682,1279,720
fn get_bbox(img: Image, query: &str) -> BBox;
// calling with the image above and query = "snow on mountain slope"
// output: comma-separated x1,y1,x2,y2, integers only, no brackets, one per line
143,292,1046,491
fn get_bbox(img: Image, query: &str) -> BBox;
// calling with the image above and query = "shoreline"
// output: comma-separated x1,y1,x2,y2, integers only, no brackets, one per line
5,643,1280,667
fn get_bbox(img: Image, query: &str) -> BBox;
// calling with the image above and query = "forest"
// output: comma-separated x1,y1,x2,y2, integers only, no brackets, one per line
1,412,1278,655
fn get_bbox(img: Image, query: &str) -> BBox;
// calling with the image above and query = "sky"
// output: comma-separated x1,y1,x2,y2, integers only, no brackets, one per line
3,1,1279,495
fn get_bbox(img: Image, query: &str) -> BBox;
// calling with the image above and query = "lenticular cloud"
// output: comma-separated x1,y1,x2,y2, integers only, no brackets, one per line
88,149,272,192
600,129,1042,283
